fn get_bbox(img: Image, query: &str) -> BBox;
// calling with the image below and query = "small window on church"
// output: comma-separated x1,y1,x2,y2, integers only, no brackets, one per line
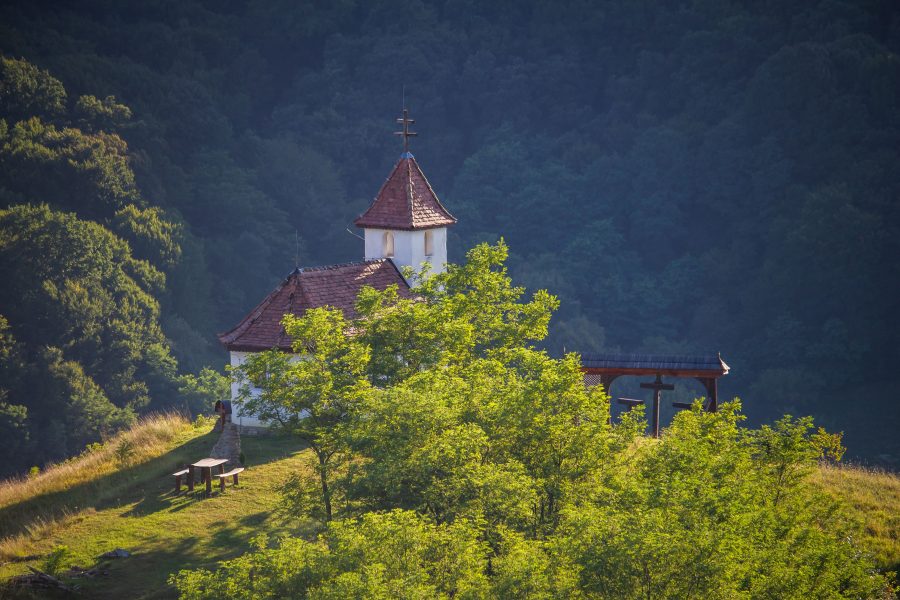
424,230,434,257
382,231,394,257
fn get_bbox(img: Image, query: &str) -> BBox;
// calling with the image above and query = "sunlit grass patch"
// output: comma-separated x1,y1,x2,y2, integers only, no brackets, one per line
812,462,900,573
0,426,312,599
0,412,201,512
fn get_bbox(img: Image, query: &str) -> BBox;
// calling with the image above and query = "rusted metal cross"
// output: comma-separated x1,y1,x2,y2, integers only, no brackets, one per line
640,374,675,438
395,108,417,153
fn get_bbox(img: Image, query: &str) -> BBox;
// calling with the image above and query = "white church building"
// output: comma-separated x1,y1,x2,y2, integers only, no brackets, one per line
217,112,456,430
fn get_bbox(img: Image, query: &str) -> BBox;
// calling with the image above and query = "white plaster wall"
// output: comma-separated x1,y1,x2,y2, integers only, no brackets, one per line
229,351,267,428
363,227,447,276
229,351,311,429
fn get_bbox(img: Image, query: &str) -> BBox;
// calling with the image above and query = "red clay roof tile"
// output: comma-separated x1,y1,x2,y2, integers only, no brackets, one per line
218,259,411,352
354,153,456,230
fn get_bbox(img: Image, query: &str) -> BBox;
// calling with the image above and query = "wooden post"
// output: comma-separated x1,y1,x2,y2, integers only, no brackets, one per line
640,374,675,438
697,377,719,412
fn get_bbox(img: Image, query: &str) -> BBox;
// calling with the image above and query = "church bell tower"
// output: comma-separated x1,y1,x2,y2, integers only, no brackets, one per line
354,109,456,276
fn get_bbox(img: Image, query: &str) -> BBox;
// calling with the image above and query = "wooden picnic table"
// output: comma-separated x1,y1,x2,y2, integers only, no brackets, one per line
188,458,229,495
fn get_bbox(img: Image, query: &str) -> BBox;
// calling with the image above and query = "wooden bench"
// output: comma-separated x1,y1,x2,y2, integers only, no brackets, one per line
172,468,190,494
215,467,245,491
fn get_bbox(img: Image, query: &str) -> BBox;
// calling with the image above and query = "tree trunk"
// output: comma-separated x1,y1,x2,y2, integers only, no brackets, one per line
317,451,332,521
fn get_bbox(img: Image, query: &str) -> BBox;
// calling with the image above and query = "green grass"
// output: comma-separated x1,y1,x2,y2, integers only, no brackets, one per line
1,415,897,599
812,462,900,576
0,415,314,599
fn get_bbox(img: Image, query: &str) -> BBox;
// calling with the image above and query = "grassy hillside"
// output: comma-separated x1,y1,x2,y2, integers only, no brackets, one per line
0,414,313,599
0,415,896,598
812,463,900,577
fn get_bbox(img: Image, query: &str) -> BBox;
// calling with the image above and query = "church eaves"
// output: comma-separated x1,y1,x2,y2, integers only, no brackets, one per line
217,259,411,352
353,153,457,231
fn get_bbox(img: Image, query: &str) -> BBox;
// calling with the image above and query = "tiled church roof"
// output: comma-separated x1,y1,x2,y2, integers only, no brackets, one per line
218,259,411,352
354,152,456,230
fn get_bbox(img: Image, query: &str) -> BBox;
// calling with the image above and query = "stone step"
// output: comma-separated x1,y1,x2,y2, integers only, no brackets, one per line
210,422,241,467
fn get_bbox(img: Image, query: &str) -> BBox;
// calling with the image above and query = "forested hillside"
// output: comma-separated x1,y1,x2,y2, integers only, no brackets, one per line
1,0,899,465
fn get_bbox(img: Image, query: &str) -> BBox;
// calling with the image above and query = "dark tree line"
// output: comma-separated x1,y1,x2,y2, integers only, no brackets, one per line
1,0,899,464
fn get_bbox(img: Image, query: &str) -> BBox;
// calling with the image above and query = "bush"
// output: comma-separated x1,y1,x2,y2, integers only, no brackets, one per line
114,439,136,467
40,545,70,576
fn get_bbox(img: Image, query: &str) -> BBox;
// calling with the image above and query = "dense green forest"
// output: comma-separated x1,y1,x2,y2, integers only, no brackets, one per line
1,0,899,471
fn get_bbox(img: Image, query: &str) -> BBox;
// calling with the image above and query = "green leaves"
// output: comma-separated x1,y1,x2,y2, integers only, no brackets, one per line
0,205,177,468
171,510,491,600
0,57,66,123
554,403,889,599
185,243,890,598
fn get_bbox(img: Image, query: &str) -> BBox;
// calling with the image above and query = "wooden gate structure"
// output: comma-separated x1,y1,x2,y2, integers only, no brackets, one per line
581,353,730,437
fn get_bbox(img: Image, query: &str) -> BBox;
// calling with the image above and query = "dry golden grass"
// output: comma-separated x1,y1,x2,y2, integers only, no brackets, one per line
812,462,900,572
0,412,196,512
0,430,311,599
0,412,209,561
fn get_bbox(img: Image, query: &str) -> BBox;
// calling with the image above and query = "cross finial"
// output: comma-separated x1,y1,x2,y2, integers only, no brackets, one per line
394,108,417,154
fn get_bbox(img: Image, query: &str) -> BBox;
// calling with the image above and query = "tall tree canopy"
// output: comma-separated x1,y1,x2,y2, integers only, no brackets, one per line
0,58,211,474
0,204,177,469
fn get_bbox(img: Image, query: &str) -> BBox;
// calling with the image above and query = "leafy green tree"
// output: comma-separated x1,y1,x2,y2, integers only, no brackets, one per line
177,367,230,415
171,510,491,600
0,401,30,468
0,117,140,219
554,403,889,599
40,347,136,455
235,307,372,521
178,242,889,598
112,204,183,268
357,240,558,385
0,57,66,123
73,94,132,132
0,205,178,469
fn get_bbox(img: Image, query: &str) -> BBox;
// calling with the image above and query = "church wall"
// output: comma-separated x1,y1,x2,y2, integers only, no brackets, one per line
363,227,447,276
228,351,267,430
228,350,309,432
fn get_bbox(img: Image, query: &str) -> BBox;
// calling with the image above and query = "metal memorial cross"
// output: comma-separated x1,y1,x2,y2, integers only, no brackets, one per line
395,108,417,153
640,374,675,438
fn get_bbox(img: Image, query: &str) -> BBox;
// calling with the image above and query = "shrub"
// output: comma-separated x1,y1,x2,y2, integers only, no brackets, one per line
40,545,70,576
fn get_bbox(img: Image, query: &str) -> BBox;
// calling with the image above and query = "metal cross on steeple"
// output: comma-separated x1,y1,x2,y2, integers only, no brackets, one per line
394,108,417,153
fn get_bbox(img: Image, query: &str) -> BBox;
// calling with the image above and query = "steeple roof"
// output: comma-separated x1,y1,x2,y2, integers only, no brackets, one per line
354,153,457,231
217,259,411,352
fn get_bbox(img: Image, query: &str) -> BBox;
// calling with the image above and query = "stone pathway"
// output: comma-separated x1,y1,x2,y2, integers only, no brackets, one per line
210,422,241,467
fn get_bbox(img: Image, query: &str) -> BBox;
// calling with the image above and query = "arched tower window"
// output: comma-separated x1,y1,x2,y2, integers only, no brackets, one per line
382,231,395,257
424,230,434,257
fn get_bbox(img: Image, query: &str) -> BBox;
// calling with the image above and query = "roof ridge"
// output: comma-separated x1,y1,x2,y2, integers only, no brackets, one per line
295,258,389,274
408,155,456,227
405,158,414,220
356,157,406,225
217,276,292,345
277,275,304,348
218,258,413,352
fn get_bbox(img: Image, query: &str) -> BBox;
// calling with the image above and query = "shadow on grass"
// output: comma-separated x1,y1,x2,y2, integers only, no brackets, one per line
0,429,219,539
121,434,306,518
0,431,310,539
68,534,202,600
71,513,284,600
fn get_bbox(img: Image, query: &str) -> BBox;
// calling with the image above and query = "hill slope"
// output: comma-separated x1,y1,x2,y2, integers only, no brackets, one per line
812,463,900,578
0,414,313,599
0,415,897,598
